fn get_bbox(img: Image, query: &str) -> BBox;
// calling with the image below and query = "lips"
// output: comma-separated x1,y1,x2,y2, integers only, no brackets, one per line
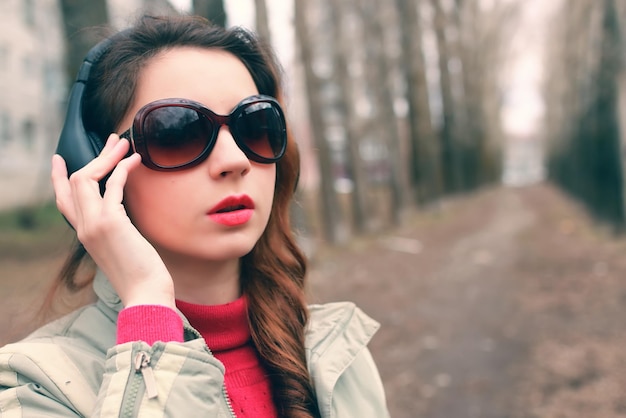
208,195,255,226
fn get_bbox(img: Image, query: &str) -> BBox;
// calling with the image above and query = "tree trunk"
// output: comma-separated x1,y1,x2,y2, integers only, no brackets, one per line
58,0,109,86
294,0,343,243
253,0,271,42
193,0,227,27
449,0,472,190
544,0,626,229
452,0,508,189
359,0,410,225
394,0,442,203
431,0,461,192
327,0,370,233
588,0,624,224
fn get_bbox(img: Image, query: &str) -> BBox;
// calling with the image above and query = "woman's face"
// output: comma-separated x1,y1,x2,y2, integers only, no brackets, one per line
118,47,276,265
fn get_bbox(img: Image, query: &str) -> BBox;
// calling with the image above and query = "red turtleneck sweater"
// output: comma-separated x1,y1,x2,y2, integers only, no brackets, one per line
117,297,277,417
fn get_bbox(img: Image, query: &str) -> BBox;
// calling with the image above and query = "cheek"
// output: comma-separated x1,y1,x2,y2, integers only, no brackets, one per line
122,181,149,228
123,179,189,246
260,166,277,209
122,170,164,227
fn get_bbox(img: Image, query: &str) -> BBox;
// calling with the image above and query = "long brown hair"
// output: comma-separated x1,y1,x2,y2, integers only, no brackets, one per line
56,15,320,418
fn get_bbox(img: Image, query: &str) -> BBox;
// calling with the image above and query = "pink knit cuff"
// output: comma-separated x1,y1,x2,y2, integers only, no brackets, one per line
117,305,184,345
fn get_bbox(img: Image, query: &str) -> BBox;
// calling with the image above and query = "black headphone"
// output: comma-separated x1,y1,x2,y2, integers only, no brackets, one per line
55,31,128,177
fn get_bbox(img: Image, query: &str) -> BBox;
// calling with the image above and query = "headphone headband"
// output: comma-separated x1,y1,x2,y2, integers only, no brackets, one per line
56,30,131,176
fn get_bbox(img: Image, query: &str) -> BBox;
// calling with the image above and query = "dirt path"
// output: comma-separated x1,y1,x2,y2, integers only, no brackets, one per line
408,188,534,418
309,183,626,418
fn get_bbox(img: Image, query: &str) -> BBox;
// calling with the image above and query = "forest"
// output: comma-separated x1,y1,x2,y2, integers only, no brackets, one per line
53,0,626,242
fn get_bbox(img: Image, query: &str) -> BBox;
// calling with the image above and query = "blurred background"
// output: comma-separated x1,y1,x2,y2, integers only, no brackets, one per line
3,0,626,417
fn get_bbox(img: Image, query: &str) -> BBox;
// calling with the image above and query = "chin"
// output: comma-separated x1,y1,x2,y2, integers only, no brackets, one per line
152,237,258,264
200,238,259,260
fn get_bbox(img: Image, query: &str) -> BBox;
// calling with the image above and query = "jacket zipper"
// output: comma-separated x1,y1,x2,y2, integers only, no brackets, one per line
223,385,236,417
120,352,146,418
186,326,237,418
120,351,158,418
134,351,158,399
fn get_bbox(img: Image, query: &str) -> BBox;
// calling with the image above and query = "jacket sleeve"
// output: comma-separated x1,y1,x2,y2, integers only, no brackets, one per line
327,348,390,418
92,340,233,417
0,340,234,417
0,343,97,417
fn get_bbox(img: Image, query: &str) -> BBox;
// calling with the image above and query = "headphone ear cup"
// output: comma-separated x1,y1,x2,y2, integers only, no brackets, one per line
86,130,105,155
56,30,129,177
85,130,109,196
55,80,102,176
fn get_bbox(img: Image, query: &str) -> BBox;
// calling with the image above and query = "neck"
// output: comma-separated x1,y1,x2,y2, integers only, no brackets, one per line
159,250,241,305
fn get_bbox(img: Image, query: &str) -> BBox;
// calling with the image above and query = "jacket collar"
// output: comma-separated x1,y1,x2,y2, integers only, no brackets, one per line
93,270,379,377
305,302,380,405
305,302,379,356
93,270,200,337
93,270,123,322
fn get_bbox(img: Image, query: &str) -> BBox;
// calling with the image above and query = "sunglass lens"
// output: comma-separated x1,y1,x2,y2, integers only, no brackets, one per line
235,102,285,160
143,106,212,168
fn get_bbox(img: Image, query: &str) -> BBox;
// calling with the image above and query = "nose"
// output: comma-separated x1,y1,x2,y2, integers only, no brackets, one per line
207,126,251,178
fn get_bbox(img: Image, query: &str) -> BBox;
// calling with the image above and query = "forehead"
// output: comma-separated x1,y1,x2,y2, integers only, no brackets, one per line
132,47,259,115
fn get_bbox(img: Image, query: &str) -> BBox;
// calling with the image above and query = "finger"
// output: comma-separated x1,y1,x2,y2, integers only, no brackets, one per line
78,135,132,182
70,167,103,233
99,132,121,156
50,154,77,225
102,153,142,206
69,137,132,230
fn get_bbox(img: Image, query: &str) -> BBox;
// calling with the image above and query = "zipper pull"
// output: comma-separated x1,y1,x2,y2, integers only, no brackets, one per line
134,351,158,399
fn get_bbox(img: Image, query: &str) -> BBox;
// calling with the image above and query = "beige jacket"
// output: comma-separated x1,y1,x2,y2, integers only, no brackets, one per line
0,272,389,417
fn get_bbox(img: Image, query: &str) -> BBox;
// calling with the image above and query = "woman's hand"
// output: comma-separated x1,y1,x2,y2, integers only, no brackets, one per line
51,134,176,309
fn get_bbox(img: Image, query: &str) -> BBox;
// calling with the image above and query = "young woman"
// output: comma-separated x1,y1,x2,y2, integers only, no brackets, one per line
0,15,388,418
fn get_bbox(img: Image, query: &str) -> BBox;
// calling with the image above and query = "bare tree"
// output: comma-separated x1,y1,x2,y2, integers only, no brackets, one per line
591,0,623,223
394,0,442,203
326,0,370,232
450,0,480,190
193,0,227,27
294,0,344,243
358,0,411,225
58,0,109,85
545,0,626,228
451,0,514,189
430,0,462,193
253,0,271,42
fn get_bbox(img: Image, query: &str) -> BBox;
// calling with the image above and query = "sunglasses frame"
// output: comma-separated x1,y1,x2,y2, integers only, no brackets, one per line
119,94,287,171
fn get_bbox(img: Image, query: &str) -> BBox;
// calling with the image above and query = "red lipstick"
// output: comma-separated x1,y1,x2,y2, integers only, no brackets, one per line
208,195,255,226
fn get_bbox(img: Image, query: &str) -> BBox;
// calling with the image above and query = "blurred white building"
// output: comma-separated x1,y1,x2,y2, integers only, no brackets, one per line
0,0,66,210
0,0,177,211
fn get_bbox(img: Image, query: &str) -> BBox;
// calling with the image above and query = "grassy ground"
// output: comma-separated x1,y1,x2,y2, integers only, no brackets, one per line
0,201,72,259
